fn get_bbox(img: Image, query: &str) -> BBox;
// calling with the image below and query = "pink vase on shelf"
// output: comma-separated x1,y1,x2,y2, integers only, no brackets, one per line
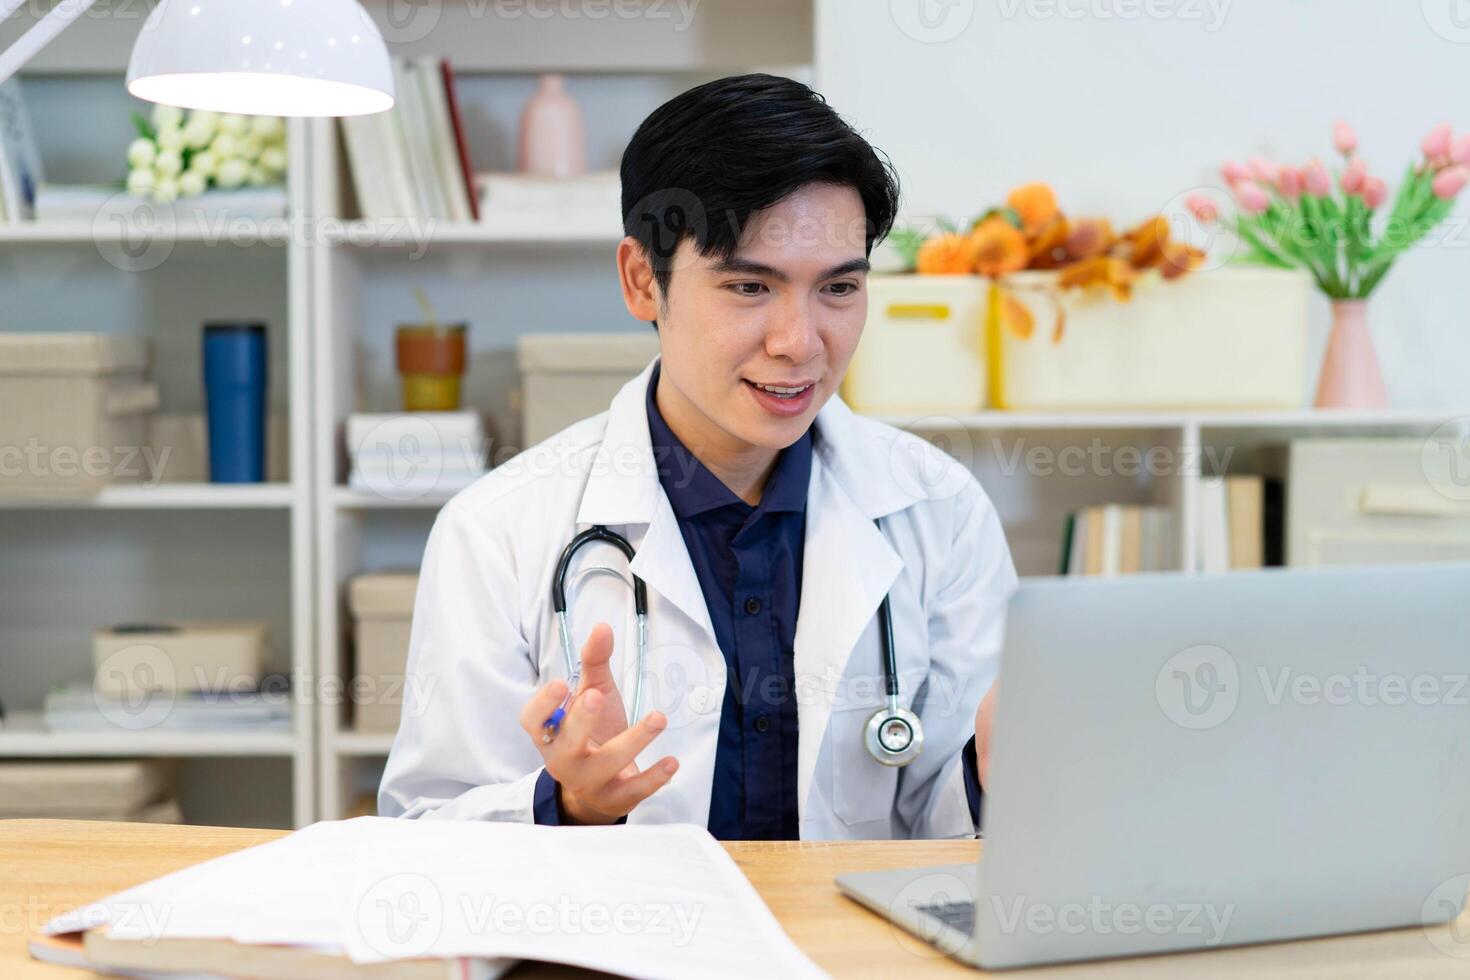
1313,300,1388,410
517,74,586,178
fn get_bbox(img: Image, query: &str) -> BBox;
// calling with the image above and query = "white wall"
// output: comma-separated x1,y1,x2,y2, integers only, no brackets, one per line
817,0,1470,407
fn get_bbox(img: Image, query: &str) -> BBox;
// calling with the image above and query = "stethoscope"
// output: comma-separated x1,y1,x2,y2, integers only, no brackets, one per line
546,519,924,767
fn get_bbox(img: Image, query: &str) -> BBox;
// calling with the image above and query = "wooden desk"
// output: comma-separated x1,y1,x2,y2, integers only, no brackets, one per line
2,819,1466,979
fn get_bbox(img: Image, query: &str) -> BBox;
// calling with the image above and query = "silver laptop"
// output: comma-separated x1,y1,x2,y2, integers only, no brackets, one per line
838,563,1470,970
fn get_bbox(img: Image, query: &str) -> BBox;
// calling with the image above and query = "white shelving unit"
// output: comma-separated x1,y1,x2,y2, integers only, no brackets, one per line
0,26,316,826
6,0,1466,826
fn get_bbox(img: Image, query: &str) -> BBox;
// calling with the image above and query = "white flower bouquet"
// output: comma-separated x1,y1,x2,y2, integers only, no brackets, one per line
124,104,287,203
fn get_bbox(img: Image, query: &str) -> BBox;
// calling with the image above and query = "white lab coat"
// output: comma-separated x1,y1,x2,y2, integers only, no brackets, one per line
379,355,1018,839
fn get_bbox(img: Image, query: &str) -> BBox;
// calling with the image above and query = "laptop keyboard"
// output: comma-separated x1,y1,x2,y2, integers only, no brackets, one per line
915,899,976,937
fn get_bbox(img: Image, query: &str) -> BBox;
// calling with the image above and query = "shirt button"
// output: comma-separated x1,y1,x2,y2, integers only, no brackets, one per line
753,714,771,733
744,597,762,615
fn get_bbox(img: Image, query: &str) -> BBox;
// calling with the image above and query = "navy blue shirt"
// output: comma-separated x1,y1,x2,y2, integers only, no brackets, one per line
534,361,983,835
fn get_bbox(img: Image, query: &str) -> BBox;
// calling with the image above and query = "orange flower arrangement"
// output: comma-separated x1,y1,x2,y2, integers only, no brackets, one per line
895,183,1207,342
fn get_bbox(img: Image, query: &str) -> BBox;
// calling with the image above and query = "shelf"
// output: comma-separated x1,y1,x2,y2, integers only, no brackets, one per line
0,220,291,246
331,731,396,756
0,483,300,510
873,409,1470,431
332,487,458,510
328,220,622,248
0,712,302,758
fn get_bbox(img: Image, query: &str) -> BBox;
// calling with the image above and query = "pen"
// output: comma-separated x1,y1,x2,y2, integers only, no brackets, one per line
541,671,579,742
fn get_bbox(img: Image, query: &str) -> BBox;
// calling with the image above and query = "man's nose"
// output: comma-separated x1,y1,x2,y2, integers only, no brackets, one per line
765,297,822,362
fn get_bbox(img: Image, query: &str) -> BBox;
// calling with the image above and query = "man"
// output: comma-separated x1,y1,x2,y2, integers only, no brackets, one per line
379,74,1017,839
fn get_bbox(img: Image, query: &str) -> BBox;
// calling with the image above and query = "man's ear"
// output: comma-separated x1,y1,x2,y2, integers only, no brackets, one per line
617,237,662,323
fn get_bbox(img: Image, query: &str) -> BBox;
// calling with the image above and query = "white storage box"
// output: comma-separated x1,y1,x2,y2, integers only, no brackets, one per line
349,572,420,733
992,268,1310,410
518,332,659,446
0,333,160,497
0,759,176,819
841,275,988,414
93,621,270,697
147,412,291,483
1288,439,1470,567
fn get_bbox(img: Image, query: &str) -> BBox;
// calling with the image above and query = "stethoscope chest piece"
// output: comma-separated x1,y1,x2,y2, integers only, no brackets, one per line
865,703,924,767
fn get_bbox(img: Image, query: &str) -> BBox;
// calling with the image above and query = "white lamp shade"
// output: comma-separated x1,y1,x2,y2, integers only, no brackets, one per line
126,0,394,117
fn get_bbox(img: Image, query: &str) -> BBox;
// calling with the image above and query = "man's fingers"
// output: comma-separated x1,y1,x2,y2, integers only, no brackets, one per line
579,710,669,787
546,687,605,765
576,622,617,692
599,756,679,814
518,679,569,739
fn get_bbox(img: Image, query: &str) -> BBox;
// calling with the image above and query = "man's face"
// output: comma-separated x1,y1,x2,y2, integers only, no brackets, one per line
651,182,871,453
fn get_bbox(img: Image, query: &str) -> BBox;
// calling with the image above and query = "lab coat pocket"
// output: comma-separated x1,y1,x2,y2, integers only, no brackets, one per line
830,705,898,827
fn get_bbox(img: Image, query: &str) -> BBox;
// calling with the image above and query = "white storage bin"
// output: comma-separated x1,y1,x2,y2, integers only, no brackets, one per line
0,759,176,819
348,572,420,734
518,332,659,446
841,275,988,414
1287,439,1470,567
992,268,1310,410
0,333,160,497
93,621,271,697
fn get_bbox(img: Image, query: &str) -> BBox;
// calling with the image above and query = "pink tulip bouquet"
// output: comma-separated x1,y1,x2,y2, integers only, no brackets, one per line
1188,121,1467,300
1188,122,1467,409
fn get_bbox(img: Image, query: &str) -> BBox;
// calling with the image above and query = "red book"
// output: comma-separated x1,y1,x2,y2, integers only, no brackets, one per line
439,58,479,221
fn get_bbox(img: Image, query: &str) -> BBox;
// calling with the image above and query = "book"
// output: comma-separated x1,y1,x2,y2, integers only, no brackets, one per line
41,818,825,979
1263,478,1286,567
1198,477,1231,573
1057,512,1076,574
390,58,438,218
85,929,512,980
1099,504,1123,577
1083,505,1105,575
439,59,479,220
1119,505,1143,574
1226,475,1264,569
416,57,473,222
0,77,45,223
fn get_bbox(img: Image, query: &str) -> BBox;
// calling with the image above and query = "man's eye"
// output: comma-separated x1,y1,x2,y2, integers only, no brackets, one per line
727,282,768,297
827,282,860,297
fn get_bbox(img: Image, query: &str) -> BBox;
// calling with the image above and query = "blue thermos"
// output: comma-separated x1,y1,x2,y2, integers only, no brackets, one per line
203,323,268,483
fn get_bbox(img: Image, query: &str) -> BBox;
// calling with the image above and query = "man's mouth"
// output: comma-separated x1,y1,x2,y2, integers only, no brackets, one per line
743,379,815,400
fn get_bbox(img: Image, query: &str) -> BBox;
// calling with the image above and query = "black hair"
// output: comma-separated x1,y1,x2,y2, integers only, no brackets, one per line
620,73,901,325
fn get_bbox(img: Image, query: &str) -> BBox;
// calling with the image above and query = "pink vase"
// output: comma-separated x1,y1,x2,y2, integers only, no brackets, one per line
517,74,586,178
1313,300,1388,410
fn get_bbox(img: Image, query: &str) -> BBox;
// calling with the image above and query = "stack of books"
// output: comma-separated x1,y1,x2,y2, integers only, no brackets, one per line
1197,474,1283,573
340,56,478,222
1061,504,1176,576
346,410,488,498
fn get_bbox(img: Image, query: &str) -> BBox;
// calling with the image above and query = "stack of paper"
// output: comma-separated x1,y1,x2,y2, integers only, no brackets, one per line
44,683,292,733
40,817,826,980
474,170,622,239
33,185,288,223
347,411,488,499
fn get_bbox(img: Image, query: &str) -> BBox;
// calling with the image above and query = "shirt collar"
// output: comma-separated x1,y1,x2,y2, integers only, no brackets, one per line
645,358,813,520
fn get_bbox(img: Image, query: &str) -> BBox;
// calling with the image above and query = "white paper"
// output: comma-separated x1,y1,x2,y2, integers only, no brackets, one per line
44,817,827,980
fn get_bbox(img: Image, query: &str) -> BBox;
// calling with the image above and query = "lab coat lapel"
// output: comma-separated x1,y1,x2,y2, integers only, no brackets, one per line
574,356,717,647
792,449,904,819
